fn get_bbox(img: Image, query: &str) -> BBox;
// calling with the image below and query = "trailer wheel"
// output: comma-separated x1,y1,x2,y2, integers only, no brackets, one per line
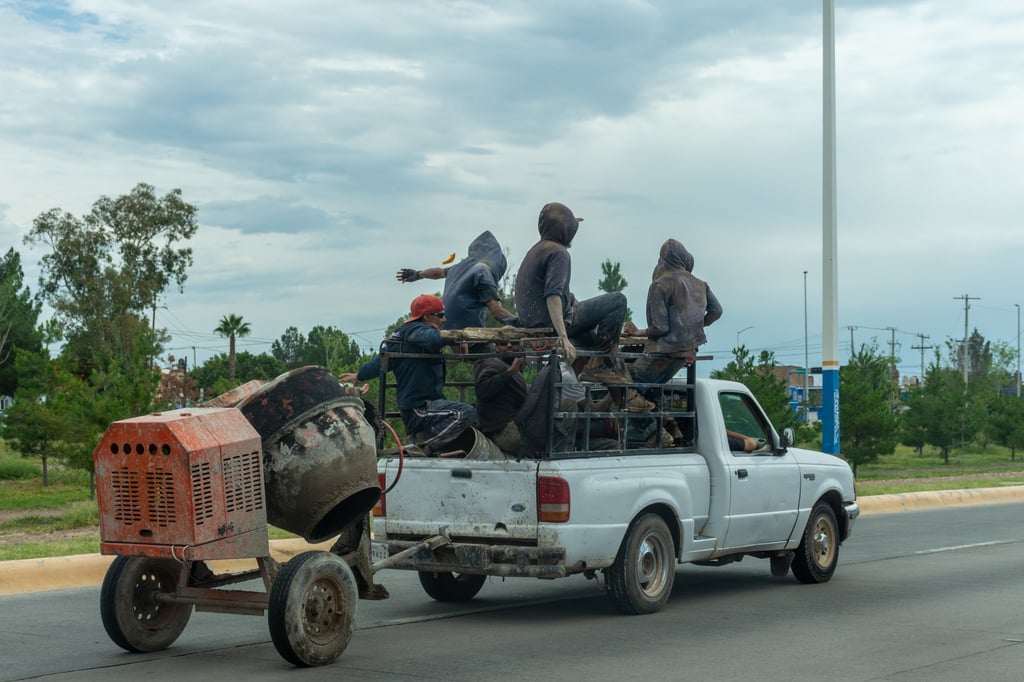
605,513,675,615
417,571,486,602
100,556,193,652
268,551,357,667
791,501,839,584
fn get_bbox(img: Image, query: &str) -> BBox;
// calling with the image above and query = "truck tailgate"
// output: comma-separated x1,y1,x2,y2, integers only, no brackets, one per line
383,457,540,542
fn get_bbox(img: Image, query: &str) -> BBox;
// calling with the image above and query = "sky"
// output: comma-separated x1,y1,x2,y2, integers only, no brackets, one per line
1,0,1022,382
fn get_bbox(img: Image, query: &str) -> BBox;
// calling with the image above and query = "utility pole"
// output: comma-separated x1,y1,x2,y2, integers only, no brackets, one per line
954,294,979,384
885,327,898,407
911,333,933,384
847,325,856,358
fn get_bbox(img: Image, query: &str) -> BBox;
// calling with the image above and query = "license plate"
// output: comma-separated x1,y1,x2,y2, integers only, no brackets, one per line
371,541,388,563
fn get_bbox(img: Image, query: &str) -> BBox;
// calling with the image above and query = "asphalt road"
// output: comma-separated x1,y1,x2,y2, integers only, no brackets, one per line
4,502,1024,681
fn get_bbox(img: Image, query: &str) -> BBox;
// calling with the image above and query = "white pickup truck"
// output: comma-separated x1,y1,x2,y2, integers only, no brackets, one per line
372,356,859,615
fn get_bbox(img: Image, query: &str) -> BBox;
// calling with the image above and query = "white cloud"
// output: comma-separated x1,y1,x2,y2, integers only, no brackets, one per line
0,0,1021,381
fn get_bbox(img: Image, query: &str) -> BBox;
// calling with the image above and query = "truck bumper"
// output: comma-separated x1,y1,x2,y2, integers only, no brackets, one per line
377,539,571,578
841,501,860,541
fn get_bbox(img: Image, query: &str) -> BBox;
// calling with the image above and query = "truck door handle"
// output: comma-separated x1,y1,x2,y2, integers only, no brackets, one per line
735,469,748,479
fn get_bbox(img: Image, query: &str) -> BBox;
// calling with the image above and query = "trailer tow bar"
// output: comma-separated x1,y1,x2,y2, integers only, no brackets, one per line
372,534,451,573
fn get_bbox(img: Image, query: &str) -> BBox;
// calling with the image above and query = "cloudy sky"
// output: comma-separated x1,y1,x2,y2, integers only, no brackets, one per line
1,0,1021,380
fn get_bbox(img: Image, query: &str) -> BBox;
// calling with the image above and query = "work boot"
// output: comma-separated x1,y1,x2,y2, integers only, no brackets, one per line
645,428,674,448
579,359,632,385
624,389,656,413
665,418,685,444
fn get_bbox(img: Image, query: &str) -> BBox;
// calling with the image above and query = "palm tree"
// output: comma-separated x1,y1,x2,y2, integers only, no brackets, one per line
214,314,251,383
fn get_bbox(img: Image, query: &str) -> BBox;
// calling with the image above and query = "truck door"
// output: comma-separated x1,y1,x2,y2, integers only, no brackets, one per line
719,391,800,550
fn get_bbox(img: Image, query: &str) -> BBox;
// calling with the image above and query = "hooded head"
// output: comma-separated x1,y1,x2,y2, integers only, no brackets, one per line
652,239,694,280
466,230,507,281
537,202,581,247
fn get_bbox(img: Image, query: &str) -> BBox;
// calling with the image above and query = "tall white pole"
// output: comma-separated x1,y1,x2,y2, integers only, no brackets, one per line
822,0,841,454
1016,303,1021,398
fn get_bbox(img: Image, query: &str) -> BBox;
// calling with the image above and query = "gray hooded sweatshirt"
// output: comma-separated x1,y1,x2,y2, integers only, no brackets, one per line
645,239,723,353
514,202,580,328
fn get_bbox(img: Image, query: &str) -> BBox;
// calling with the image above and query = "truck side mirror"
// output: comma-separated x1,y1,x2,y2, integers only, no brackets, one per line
779,427,795,449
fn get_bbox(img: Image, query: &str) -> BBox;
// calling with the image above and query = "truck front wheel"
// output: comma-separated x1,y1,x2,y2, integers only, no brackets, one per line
791,501,839,584
417,571,486,602
605,513,676,615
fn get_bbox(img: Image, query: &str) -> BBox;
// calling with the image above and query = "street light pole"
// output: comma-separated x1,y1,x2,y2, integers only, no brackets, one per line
804,270,809,422
737,326,754,349
1016,303,1021,398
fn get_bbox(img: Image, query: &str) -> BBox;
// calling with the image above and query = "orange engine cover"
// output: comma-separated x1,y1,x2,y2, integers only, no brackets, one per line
94,407,269,560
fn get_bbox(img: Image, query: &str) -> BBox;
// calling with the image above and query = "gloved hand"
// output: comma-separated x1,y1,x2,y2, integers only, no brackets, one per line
396,268,420,283
498,315,520,327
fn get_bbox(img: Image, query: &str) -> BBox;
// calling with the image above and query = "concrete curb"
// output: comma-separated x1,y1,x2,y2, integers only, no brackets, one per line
0,538,332,597
854,485,1024,514
4,486,1024,596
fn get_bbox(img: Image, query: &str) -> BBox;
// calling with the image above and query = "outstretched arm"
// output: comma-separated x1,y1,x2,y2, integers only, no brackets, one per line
396,267,446,283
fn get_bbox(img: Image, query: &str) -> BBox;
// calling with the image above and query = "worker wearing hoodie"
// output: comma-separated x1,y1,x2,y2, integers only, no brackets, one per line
626,238,723,388
514,202,627,377
396,230,517,330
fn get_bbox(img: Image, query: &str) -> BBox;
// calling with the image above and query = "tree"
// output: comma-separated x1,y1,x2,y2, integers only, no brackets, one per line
190,351,286,399
598,259,632,322
904,357,983,464
0,248,43,396
10,184,197,478
272,325,362,373
839,345,899,475
214,314,251,383
989,395,1024,461
711,345,799,432
24,182,196,374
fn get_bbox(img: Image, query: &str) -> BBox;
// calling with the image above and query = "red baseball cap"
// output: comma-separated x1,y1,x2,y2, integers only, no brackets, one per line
409,294,444,320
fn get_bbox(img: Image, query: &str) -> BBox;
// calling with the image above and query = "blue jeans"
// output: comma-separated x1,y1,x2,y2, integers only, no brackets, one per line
565,292,627,351
401,399,479,449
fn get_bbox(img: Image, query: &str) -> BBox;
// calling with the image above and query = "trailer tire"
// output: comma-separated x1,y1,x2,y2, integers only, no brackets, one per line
605,513,675,615
100,556,193,653
791,501,839,584
417,571,486,602
268,551,357,667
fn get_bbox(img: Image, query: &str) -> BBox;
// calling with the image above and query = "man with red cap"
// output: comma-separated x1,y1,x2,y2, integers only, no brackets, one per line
340,294,478,451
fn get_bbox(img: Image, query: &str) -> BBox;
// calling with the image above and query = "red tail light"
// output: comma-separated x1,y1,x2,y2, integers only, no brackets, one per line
537,476,570,523
372,472,386,517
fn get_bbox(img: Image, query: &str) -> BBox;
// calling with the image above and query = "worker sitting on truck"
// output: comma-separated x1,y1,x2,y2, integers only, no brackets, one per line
340,294,478,453
472,340,528,454
514,202,629,384
395,230,518,338
624,238,722,443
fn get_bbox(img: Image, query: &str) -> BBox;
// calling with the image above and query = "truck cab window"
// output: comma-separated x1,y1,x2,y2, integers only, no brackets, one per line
718,392,771,453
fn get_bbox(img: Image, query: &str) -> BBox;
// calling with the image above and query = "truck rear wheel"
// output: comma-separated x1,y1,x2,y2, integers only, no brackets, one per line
417,571,486,602
605,513,675,615
791,501,839,584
